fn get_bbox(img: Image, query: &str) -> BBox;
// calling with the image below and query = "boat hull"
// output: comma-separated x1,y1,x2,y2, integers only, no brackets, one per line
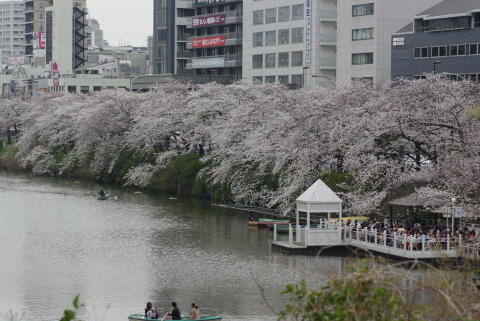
128,314,222,321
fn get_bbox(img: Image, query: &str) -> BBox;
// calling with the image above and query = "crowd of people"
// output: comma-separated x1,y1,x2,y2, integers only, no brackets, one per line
144,301,200,320
344,220,479,251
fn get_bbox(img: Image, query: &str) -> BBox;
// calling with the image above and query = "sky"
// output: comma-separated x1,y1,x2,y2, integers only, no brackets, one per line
87,0,153,47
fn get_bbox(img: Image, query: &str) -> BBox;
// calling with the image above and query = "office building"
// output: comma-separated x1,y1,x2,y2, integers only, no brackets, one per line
392,0,480,82
243,0,336,87
45,0,87,74
153,0,242,78
0,1,24,58
185,0,243,78
153,0,195,74
24,0,52,66
336,0,443,87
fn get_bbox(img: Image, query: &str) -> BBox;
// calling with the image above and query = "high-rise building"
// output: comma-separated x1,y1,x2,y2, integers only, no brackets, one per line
242,0,337,87
24,0,52,66
391,0,480,82
147,35,153,73
45,0,87,74
336,0,443,87
86,18,106,49
0,1,25,58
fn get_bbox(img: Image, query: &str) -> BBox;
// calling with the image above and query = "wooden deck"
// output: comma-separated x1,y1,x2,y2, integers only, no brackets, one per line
271,226,463,260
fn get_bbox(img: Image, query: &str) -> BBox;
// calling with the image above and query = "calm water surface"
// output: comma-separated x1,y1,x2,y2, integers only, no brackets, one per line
0,171,350,321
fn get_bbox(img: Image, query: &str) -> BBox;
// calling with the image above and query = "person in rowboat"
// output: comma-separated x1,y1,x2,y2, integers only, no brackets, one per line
165,302,181,320
187,303,200,320
98,190,106,197
145,302,153,319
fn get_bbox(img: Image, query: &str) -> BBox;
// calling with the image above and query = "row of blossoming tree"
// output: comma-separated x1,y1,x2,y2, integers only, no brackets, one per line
1,76,479,216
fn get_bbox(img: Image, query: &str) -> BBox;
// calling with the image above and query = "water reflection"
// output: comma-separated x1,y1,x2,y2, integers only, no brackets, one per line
0,171,351,321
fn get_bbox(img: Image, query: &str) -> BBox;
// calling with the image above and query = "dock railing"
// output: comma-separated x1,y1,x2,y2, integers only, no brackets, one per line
461,243,480,260
343,226,460,258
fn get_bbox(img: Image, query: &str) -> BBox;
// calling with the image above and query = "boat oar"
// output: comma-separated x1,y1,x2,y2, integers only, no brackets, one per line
160,312,169,321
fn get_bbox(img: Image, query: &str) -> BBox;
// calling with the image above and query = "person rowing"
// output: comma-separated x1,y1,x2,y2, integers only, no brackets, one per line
98,190,106,197
165,302,181,320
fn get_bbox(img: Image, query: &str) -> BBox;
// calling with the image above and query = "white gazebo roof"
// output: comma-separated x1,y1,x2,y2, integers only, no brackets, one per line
296,179,343,214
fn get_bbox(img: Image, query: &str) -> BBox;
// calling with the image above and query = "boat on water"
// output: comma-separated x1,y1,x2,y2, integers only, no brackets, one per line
97,195,107,201
269,224,318,232
128,314,222,321
249,218,291,227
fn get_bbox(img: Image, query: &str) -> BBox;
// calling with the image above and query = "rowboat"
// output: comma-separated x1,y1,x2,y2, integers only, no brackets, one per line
128,314,222,321
97,195,107,201
253,218,291,227
269,224,318,232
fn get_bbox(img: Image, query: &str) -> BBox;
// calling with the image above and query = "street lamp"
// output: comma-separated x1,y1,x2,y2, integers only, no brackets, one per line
302,66,310,87
130,74,153,92
451,197,456,232
433,61,442,74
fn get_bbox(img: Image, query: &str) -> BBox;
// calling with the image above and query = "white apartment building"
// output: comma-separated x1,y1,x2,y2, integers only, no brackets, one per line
243,0,337,87
0,0,24,58
336,0,443,87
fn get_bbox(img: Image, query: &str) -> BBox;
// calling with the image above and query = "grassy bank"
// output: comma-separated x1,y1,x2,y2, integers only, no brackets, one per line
0,143,20,171
0,144,231,202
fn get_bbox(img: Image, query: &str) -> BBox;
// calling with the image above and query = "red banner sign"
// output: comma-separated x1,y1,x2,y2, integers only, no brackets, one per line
192,36,226,48
193,14,226,27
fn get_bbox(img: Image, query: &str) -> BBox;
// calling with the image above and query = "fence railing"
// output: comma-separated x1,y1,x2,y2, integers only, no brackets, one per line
344,227,460,253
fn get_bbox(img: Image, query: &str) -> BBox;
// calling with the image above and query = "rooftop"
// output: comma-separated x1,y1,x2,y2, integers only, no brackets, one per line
415,0,480,20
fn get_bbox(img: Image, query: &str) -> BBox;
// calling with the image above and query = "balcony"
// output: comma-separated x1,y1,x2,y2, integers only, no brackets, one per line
186,54,242,69
318,33,336,45
319,10,337,22
188,0,242,9
186,32,242,49
177,51,194,58
318,57,336,70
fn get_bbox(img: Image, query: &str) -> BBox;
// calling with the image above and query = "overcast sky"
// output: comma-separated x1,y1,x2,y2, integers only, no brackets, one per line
87,0,153,47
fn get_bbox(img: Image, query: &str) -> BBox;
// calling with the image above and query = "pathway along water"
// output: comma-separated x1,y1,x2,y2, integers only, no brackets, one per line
0,171,351,321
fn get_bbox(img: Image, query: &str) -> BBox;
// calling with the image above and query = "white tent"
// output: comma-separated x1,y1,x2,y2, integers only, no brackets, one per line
295,179,343,229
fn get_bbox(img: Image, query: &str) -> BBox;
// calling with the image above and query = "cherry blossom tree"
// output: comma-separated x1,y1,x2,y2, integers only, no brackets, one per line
3,76,480,217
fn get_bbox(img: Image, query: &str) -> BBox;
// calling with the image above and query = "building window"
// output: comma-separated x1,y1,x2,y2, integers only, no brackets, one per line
470,44,478,55
253,32,263,47
278,52,289,67
278,6,290,22
352,3,374,17
352,27,374,41
252,54,263,69
278,29,289,45
265,30,276,46
278,75,289,84
265,76,276,84
265,8,276,24
265,53,276,68
253,76,263,84
291,27,304,44
253,10,264,25
439,46,447,56
352,52,373,65
291,51,303,67
432,47,439,57
292,74,303,85
450,45,458,56
292,4,304,20
458,44,466,55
